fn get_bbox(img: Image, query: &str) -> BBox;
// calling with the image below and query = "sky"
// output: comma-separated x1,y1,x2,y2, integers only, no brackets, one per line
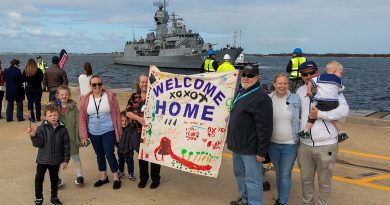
0,0,389,54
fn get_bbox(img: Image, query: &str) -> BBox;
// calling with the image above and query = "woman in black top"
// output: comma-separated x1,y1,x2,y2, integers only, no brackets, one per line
23,58,43,122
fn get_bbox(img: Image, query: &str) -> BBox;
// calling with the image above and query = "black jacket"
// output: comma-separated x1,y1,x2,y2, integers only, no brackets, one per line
23,69,43,90
31,121,71,165
227,82,273,157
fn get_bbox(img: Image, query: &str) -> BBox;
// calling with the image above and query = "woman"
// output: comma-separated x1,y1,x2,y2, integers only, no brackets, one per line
78,62,93,97
268,73,301,205
0,60,5,119
78,75,122,189
126,74,161,189
23,58,44,122
3,59,25,122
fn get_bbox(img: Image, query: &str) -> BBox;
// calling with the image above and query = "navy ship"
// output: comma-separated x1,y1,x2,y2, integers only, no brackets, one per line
112,0,243,69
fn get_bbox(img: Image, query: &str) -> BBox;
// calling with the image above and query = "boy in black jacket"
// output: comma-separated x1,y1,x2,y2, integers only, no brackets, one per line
27,104,70,205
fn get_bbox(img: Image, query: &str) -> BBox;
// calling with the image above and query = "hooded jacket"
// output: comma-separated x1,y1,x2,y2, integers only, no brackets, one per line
227,82,273,157
296,85,349,146
58,99,80,155
31,121,71,165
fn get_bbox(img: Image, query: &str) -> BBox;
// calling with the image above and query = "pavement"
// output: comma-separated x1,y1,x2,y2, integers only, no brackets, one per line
0,88,389,205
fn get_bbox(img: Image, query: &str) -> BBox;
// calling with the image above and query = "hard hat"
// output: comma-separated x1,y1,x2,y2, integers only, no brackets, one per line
293,48,302,55
223,54,231,60
207,49,216,56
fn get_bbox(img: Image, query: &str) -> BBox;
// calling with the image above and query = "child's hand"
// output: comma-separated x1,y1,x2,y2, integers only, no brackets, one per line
27,127,35,137
62,162,68,170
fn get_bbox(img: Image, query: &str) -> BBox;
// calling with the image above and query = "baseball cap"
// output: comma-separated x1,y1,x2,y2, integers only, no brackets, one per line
299,61,318,73
242,65,259,75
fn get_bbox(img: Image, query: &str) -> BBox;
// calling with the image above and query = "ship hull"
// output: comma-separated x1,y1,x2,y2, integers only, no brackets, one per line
112,48,243,69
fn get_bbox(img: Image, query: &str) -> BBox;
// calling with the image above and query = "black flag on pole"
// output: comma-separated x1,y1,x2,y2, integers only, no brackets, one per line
59,49,68,69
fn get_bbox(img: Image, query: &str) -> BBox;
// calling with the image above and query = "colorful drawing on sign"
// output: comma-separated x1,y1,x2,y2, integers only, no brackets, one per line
139,66,238,178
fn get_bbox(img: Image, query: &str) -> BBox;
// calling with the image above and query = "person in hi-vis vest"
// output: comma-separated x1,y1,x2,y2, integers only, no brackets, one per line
36,56,47,74
200,49,219,73
286,48,307,93
217,54,236,72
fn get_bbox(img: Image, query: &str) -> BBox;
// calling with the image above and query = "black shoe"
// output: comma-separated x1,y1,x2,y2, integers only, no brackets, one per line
230,197,248,205
113,180,121,189
150,181,160,189
94,177,109,187
6,119,13,122
138,181,147,188
0,116,4,119
50,198,62,205
75,176,84,186
35,198,43,205
338,132,349,143
17,118,25,122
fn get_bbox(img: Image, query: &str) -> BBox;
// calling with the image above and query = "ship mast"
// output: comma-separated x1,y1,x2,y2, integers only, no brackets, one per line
153,0,169,40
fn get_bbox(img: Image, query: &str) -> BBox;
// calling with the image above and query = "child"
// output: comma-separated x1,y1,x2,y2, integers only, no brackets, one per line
300,61,349,143
56,85,85,187
117,111,136,181
27,104,70,205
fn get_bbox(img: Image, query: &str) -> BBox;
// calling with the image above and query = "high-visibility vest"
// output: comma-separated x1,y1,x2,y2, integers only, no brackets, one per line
203,59,216,72
37,61,45,74
290,57,307,79
217,61,235,72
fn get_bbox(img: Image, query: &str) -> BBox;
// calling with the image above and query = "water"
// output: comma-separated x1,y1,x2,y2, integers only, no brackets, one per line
1,54,389,111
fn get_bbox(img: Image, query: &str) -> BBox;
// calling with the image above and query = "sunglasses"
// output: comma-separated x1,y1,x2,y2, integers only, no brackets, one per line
242,73,257,78
91,83,103,88
300,70,317,77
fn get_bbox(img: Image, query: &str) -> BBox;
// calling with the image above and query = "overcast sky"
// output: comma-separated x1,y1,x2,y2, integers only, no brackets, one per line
1,0,389,54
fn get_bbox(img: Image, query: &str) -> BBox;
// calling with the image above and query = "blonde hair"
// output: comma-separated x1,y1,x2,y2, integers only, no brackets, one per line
25,58,38,77
326,61,343,73
273,72,289,83
57,85,71,96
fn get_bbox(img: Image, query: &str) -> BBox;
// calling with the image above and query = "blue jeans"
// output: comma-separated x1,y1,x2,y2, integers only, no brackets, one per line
89,130,119,173
268,143,298,204
233,153,263,205
118,150,134,174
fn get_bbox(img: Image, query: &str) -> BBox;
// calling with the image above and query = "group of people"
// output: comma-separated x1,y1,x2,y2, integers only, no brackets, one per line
228,49,349,205
2,49,350,205
25,71,159,205
0,56,68,122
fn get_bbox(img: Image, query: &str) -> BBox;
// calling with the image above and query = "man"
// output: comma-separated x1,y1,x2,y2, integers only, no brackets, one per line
227,65,273,205
217,54,235,72
296,61,349,205
200,49,219,73
286,48,307,93
36,56,46,74
43,56,69,102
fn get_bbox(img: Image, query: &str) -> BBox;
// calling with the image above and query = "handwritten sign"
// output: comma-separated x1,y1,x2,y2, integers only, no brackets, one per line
139,66,238,178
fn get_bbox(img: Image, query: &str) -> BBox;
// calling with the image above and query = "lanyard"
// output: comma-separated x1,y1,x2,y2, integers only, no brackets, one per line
232,87,260,109
93,94,102,118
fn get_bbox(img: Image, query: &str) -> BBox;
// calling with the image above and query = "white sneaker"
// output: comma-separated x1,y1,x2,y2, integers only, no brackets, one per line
58,178,64,187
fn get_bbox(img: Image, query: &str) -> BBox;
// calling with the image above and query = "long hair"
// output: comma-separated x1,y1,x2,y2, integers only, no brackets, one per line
84,62,93,77
134,74,148,94
25,58,38,77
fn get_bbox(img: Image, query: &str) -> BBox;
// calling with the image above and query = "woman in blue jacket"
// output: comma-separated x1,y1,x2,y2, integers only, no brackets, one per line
268,73,301,205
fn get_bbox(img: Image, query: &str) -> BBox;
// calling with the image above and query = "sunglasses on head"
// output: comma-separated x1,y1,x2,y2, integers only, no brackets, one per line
91,83,103,88
242,73,257,78
301,70,317,77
